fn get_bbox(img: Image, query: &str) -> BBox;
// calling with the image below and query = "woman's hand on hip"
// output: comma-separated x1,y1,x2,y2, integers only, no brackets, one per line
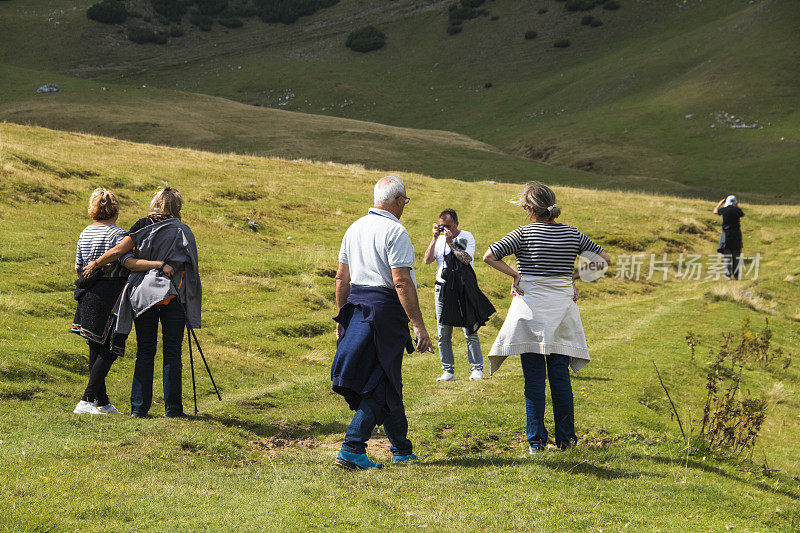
510,274,524,296
572,281,580,302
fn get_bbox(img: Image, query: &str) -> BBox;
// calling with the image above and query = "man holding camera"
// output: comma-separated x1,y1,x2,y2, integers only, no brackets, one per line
424,208,484,381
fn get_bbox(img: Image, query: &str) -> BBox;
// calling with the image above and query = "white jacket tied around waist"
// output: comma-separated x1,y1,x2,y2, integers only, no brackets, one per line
488,275,590,375
114,218,201,334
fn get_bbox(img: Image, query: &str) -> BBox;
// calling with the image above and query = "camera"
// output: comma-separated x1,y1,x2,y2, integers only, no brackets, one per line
436,224,445,231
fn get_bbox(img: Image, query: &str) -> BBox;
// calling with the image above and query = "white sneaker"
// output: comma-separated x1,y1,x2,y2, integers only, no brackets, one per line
73,400,104,415
469,369,484,380
96,403,121,415
436,371,455,382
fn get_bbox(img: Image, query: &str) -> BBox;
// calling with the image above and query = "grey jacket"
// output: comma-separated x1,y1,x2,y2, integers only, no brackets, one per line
114,218,201,334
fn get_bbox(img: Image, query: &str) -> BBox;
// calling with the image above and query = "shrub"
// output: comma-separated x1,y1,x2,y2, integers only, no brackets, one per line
449,4,479,24
221,5,259,17
565,0,597,11
590,17,603,26
197,0,228,16
460,0,484,7
150,0,187,22
345,26,386,53
553,39,571,48
87,0,128,24
537,8,548,14
580,15,594,25
127,25,169,44
256,0,339,24
218,17,243,27
603,0,620,9
169,25,185,36
189,11,213,30
490,15,499,21
524,30,537,40
446,24,462,35
484,82,492,88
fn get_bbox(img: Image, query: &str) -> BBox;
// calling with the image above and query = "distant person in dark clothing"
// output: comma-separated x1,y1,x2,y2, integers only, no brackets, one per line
713,195,744,280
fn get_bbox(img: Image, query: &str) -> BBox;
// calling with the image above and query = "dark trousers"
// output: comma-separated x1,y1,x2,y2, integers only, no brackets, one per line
82,342,117,405
130,298,185,416
724,250,741,279
342,396,413,457
521,352,576,449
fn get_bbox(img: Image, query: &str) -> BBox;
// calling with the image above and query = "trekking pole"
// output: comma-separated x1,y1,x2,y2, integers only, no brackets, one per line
187,325,198,415
167,276,222,410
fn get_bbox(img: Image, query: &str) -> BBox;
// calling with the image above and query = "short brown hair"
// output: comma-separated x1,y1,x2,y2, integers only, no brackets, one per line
150,186,183,219
439,208,458,224
516,182,561,219
87,188,119,221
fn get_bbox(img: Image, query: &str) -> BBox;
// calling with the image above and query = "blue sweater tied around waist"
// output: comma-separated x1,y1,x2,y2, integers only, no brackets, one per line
331,285,415,423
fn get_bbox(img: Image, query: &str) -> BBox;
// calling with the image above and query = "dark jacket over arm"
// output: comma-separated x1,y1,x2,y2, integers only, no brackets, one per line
439,252,495,335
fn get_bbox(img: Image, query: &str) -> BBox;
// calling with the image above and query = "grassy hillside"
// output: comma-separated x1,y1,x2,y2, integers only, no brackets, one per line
0,0,797,202
1,123,800,530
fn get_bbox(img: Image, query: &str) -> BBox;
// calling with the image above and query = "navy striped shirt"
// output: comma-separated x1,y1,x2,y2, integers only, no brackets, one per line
75,224,127,277
489,223,604,277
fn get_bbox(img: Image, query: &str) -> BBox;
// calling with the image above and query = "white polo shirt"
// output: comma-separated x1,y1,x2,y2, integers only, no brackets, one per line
433,229,476,283
338,208,417,289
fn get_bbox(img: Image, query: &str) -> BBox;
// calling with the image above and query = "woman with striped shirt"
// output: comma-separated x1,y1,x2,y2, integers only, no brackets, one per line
483,183,610,452
72,189,130,415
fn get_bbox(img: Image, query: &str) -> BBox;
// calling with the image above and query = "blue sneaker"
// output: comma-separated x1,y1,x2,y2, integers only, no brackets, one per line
528,445,544,454
334,450,382,470
392,453,419,464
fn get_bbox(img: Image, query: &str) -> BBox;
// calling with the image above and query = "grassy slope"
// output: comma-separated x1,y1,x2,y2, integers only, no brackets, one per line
1,0,797,202
1,123,800,530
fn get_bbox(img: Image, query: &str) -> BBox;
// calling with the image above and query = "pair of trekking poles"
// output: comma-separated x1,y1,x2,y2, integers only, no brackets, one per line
168,277,222,415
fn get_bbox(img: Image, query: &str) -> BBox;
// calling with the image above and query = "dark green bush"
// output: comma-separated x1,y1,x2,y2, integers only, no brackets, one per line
490,14,499,20
256,0,338,24
484,82,492,88
590,17,603,26
537,8,548,14
345,26,386,52
565,0,597,11
221,5,259,17
449,4,479,24
446,24,462,35
524,30,537,40
169,25,185,36
603,0,620,9
87,0,128,24
189,11,213,30
196,0,228,15
127,25,169,44
218,16,243,27
553,39,571,48
150,0,187,22
460,0,484,7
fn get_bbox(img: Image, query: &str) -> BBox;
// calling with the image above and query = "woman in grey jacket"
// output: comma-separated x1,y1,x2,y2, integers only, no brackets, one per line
86,187,201,418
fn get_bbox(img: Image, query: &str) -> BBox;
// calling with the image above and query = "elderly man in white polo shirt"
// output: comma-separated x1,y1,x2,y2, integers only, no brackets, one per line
331,175,433,470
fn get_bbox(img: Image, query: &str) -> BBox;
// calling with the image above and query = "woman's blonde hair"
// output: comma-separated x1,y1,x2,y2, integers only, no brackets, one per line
515,182,561,219
150,186,183,219
88,188,119,221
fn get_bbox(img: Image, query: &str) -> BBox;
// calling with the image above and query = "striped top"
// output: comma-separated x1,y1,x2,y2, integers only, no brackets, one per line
489,223,604,277
74,223,128,277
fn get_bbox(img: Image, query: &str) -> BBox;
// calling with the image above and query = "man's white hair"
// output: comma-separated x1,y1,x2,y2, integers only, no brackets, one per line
374,175,406,205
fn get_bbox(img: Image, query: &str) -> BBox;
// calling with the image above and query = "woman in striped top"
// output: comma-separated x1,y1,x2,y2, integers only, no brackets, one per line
483,183,610,452
71,188,129,415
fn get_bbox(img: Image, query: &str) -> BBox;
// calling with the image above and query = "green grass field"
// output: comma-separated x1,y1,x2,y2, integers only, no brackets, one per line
1,123,799,531
0,0,798,202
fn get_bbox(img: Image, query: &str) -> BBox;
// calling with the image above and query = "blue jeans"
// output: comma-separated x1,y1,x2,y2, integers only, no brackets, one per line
130,298,185,416
435,285,483,372
521,352,576,449
342,397,413,457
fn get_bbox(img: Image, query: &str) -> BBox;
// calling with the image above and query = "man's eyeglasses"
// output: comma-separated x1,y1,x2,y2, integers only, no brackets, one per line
396,195,411,205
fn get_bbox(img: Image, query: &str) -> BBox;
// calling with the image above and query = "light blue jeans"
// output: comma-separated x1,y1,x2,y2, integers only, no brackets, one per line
435,285,483,373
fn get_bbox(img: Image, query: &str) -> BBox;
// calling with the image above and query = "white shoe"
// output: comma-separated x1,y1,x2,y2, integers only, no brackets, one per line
96,403,121,415
469,369,484,380
436,372,455,382
73,400,104,415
